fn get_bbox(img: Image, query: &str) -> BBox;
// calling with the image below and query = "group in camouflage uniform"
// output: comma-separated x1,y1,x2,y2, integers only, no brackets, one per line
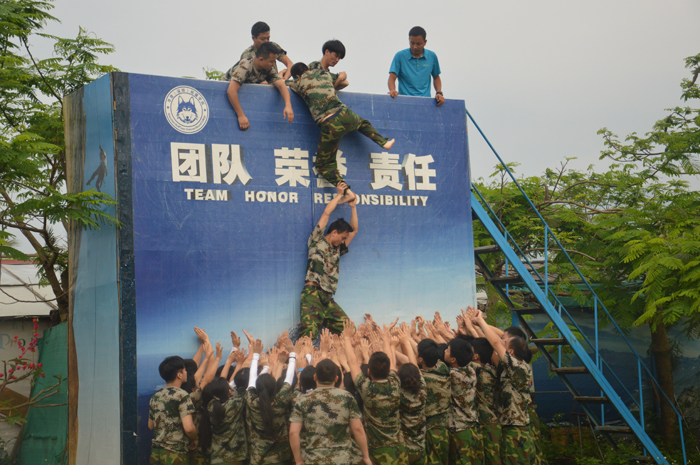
420,360,451,465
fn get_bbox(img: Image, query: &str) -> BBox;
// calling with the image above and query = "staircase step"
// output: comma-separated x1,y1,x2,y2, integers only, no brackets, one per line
574,396,610,404
474,245,501,254
531,338,568,346
487,275,525,286
511,306,545,315
551,366,589,374
595,425,633,434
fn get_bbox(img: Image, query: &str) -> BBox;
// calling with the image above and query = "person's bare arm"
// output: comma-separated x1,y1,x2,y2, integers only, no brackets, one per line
272,79,294,123
220,348,237,381
194,341,213,386
398,327,418,366
350,418,373,465
193,327,208,367
201,342,223,389
148,418,154,430
345,196,358,246
289,422,304,465
317,182,347,231
279,55,294,80
387,72,398,98
226,80,249,130
381,324,396,372
433,75,444,106
182,414,198,450
342,319,362,382
334,71,349,90
476,311,506,361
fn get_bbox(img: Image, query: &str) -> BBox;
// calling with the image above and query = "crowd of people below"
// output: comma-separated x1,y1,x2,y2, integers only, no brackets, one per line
148,308,544,465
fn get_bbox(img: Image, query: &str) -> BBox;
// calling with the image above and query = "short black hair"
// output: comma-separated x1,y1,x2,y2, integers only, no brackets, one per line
316,359,339,384
251,21,270,38
334,364,343,388
409,26,427,40
417,339,440,368
290,62,309,79
327,218,353,236
299,366,317,392
436,343,448,363
447,338,474,367
322,40,346,59
234,367,250,389
507,336,531,362
505,326,528,341
159,356,185,383
470,338,494,365
457,334,474,343
256,41,280,59
368,352,390,380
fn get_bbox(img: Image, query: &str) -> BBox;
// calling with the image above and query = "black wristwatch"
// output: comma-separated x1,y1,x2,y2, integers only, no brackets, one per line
436,91,443,96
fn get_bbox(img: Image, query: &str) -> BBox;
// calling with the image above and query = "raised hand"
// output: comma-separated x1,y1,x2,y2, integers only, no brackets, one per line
215,342,223,359
342,318,356,339
230,331,241,349
320,328,332,354
194,327,209,344
252,338,263,354
242,329,254,345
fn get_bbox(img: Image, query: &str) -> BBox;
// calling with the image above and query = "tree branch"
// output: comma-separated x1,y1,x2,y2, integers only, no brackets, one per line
22,38,63,105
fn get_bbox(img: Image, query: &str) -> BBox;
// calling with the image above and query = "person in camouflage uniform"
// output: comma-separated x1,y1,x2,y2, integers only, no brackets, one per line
475,313,535,465
148,356,198,465
417,340,450,465
246,349,298,465
226,41,294,131
444,339,484,465
289,359,372,465
308,40,349,90
398,363,427,465
298,183,357,339
223,21,294,81
201,377,248,465
288,62,394,198
343,323,406,465
469,338,502,465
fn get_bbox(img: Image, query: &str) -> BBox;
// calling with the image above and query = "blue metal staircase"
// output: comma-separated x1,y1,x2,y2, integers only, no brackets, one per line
467,110,688,465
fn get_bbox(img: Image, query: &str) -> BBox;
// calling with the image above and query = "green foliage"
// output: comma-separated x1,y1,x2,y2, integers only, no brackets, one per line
0,0,118,320
204,67,225,81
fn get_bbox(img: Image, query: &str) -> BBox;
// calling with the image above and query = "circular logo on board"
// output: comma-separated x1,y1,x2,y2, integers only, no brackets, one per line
164,86,209,134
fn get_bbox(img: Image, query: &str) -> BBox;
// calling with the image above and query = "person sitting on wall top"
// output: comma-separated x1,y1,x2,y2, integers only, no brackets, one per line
226,41,294,131
388,26,444,106
223,21,294,82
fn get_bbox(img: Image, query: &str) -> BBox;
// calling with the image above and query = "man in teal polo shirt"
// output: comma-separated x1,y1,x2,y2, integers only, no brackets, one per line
388,26,444,106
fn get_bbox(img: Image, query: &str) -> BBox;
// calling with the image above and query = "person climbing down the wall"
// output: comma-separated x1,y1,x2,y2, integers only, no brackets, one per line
288,62,394,205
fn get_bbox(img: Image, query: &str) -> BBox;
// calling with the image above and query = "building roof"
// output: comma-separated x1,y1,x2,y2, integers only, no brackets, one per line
0,261,56,318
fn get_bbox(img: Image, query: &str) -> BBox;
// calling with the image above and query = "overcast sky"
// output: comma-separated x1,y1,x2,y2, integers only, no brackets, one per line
12,0,700,255
33,0,700,182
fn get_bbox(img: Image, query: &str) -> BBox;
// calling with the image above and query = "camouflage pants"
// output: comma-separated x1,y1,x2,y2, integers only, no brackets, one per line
481,422,503,465
406,448,427,465
150,448,188,465
528,406,544,465
370,445,408,465
188,451,208,465
424,427,450,465
449,425,484,465
316,107,389,188
299,285,348,339
501,426,535,465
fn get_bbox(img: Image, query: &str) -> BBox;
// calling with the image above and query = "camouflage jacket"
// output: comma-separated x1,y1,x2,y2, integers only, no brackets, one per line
148,386,196,454
355,371,402,449
208,391,248,464
449,365,479,430
471,361,498,425
290,385,363,465
226,57,281,85
400,375,427,452
245,383,295,465
421,360,451,430
304,225,348,294
308,61,339,87
288,69,345,125
189,388,207,458
497,353,532,426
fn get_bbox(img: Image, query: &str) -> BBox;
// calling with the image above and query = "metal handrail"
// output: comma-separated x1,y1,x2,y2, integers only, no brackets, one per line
467,109,687,464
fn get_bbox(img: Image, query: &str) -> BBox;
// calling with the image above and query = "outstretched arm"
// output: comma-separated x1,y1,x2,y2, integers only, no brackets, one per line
279,55,294,80
342,319,362,383
345,196,358,247
475,312,506,361
226,81,249,130
387,73,398,98
316,182,347,231
272,79,294,123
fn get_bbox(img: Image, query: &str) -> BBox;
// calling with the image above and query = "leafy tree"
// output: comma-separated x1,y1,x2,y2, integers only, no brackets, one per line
0,0,118,320
472,53,700,447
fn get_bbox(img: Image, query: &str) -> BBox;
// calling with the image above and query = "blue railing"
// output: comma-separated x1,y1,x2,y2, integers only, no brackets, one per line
467,109,687,464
